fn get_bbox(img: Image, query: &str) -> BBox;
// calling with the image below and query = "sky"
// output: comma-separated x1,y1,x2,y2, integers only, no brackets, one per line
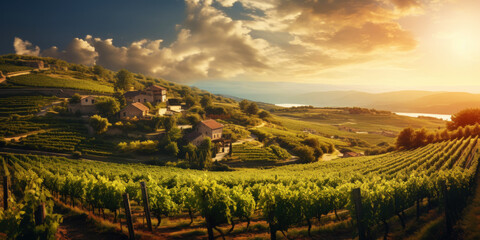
2,0,480,94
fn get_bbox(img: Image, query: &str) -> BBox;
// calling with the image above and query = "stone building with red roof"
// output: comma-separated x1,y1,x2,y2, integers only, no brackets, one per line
124,85,167,103
119,102,150,119
185,119,224,146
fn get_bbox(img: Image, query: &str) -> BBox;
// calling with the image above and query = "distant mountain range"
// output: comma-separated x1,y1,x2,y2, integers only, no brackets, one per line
285,90,480,114
193,81,480,114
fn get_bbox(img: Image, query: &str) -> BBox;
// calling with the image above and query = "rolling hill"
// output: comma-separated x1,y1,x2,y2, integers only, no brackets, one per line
287,90,480,114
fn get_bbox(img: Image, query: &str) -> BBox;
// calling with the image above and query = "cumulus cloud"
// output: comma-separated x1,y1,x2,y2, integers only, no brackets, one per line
13,37,40,56
14,0,272,82
42,36,98,66
13,0,446,82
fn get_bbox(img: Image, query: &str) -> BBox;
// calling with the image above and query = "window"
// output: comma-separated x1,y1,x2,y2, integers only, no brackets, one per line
91,100,95,104
144,99,147,102
138,99,140,102
85,99,88,102
123,112,126,116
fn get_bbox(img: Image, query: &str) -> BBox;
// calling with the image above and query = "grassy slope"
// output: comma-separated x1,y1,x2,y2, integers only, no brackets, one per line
0,64,33,73
8,73,114,93
272,108,445,146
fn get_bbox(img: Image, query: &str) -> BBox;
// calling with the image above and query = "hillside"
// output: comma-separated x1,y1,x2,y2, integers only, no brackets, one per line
286,90,480,114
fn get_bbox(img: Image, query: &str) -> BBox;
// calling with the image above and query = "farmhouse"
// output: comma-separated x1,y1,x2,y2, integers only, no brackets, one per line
67,95,97,115
119,102,150,119
185,119,224,146
146,85,167,102
124,85,167,103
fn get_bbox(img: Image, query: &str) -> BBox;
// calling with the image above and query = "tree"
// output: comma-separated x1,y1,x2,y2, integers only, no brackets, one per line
197,138,213,169
412,128,428,148
165,142,179,156
239,100,249,111
95,96,120,117
69,93,81,104
200,95,213,109
258,110,271,119
294,146,316,163
246,103,259,115
183,144,197,163
115,69,134,91
185,95,196,108
89,115,110,134
396,127,414,149
186,113,201,125
92,65,107,78
113,91,126,108
447,108,480,130
163,116,176,132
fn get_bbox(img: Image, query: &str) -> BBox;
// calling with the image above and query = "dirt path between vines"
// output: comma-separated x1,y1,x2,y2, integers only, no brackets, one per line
56,214,127,240
3,130,45,142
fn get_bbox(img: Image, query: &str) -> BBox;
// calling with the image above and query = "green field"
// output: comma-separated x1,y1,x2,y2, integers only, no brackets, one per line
8,74,114,93
0,64,33,73
272,108,445,146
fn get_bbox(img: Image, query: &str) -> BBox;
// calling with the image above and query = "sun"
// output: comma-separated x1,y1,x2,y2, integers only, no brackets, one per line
449,31,477,59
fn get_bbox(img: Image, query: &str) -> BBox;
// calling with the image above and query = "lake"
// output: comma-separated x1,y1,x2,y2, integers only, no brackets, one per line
275,103,308,108
395,112,451,121
275,103,452,121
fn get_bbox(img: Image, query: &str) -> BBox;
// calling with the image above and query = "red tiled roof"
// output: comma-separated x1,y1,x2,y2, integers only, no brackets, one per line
201,119,224,129
131,102,149,112
148,85,167,90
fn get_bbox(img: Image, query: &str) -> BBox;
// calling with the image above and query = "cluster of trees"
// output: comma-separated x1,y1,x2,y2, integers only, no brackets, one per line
248,128,335,163
397,108,480,149
347,107,391,115
239,100,259,115
447,108,480,130
277,136,334,163
397,124,480,149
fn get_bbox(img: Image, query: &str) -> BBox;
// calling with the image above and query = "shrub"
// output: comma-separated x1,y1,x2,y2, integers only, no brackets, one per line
118,140,158,154
89,115,110,134
165,142,179,156
293,146,316,163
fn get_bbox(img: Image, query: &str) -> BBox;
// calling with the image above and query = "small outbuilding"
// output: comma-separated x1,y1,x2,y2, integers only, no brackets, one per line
119,102,150,119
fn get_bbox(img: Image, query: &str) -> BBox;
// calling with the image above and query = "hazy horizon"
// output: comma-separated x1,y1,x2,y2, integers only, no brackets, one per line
192,80,480,103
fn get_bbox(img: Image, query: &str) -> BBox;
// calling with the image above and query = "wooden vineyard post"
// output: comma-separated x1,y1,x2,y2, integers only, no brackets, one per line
140,181,153,231
35,203,46,225
123,193,135,240
3,176,8,210
352,188,366,240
